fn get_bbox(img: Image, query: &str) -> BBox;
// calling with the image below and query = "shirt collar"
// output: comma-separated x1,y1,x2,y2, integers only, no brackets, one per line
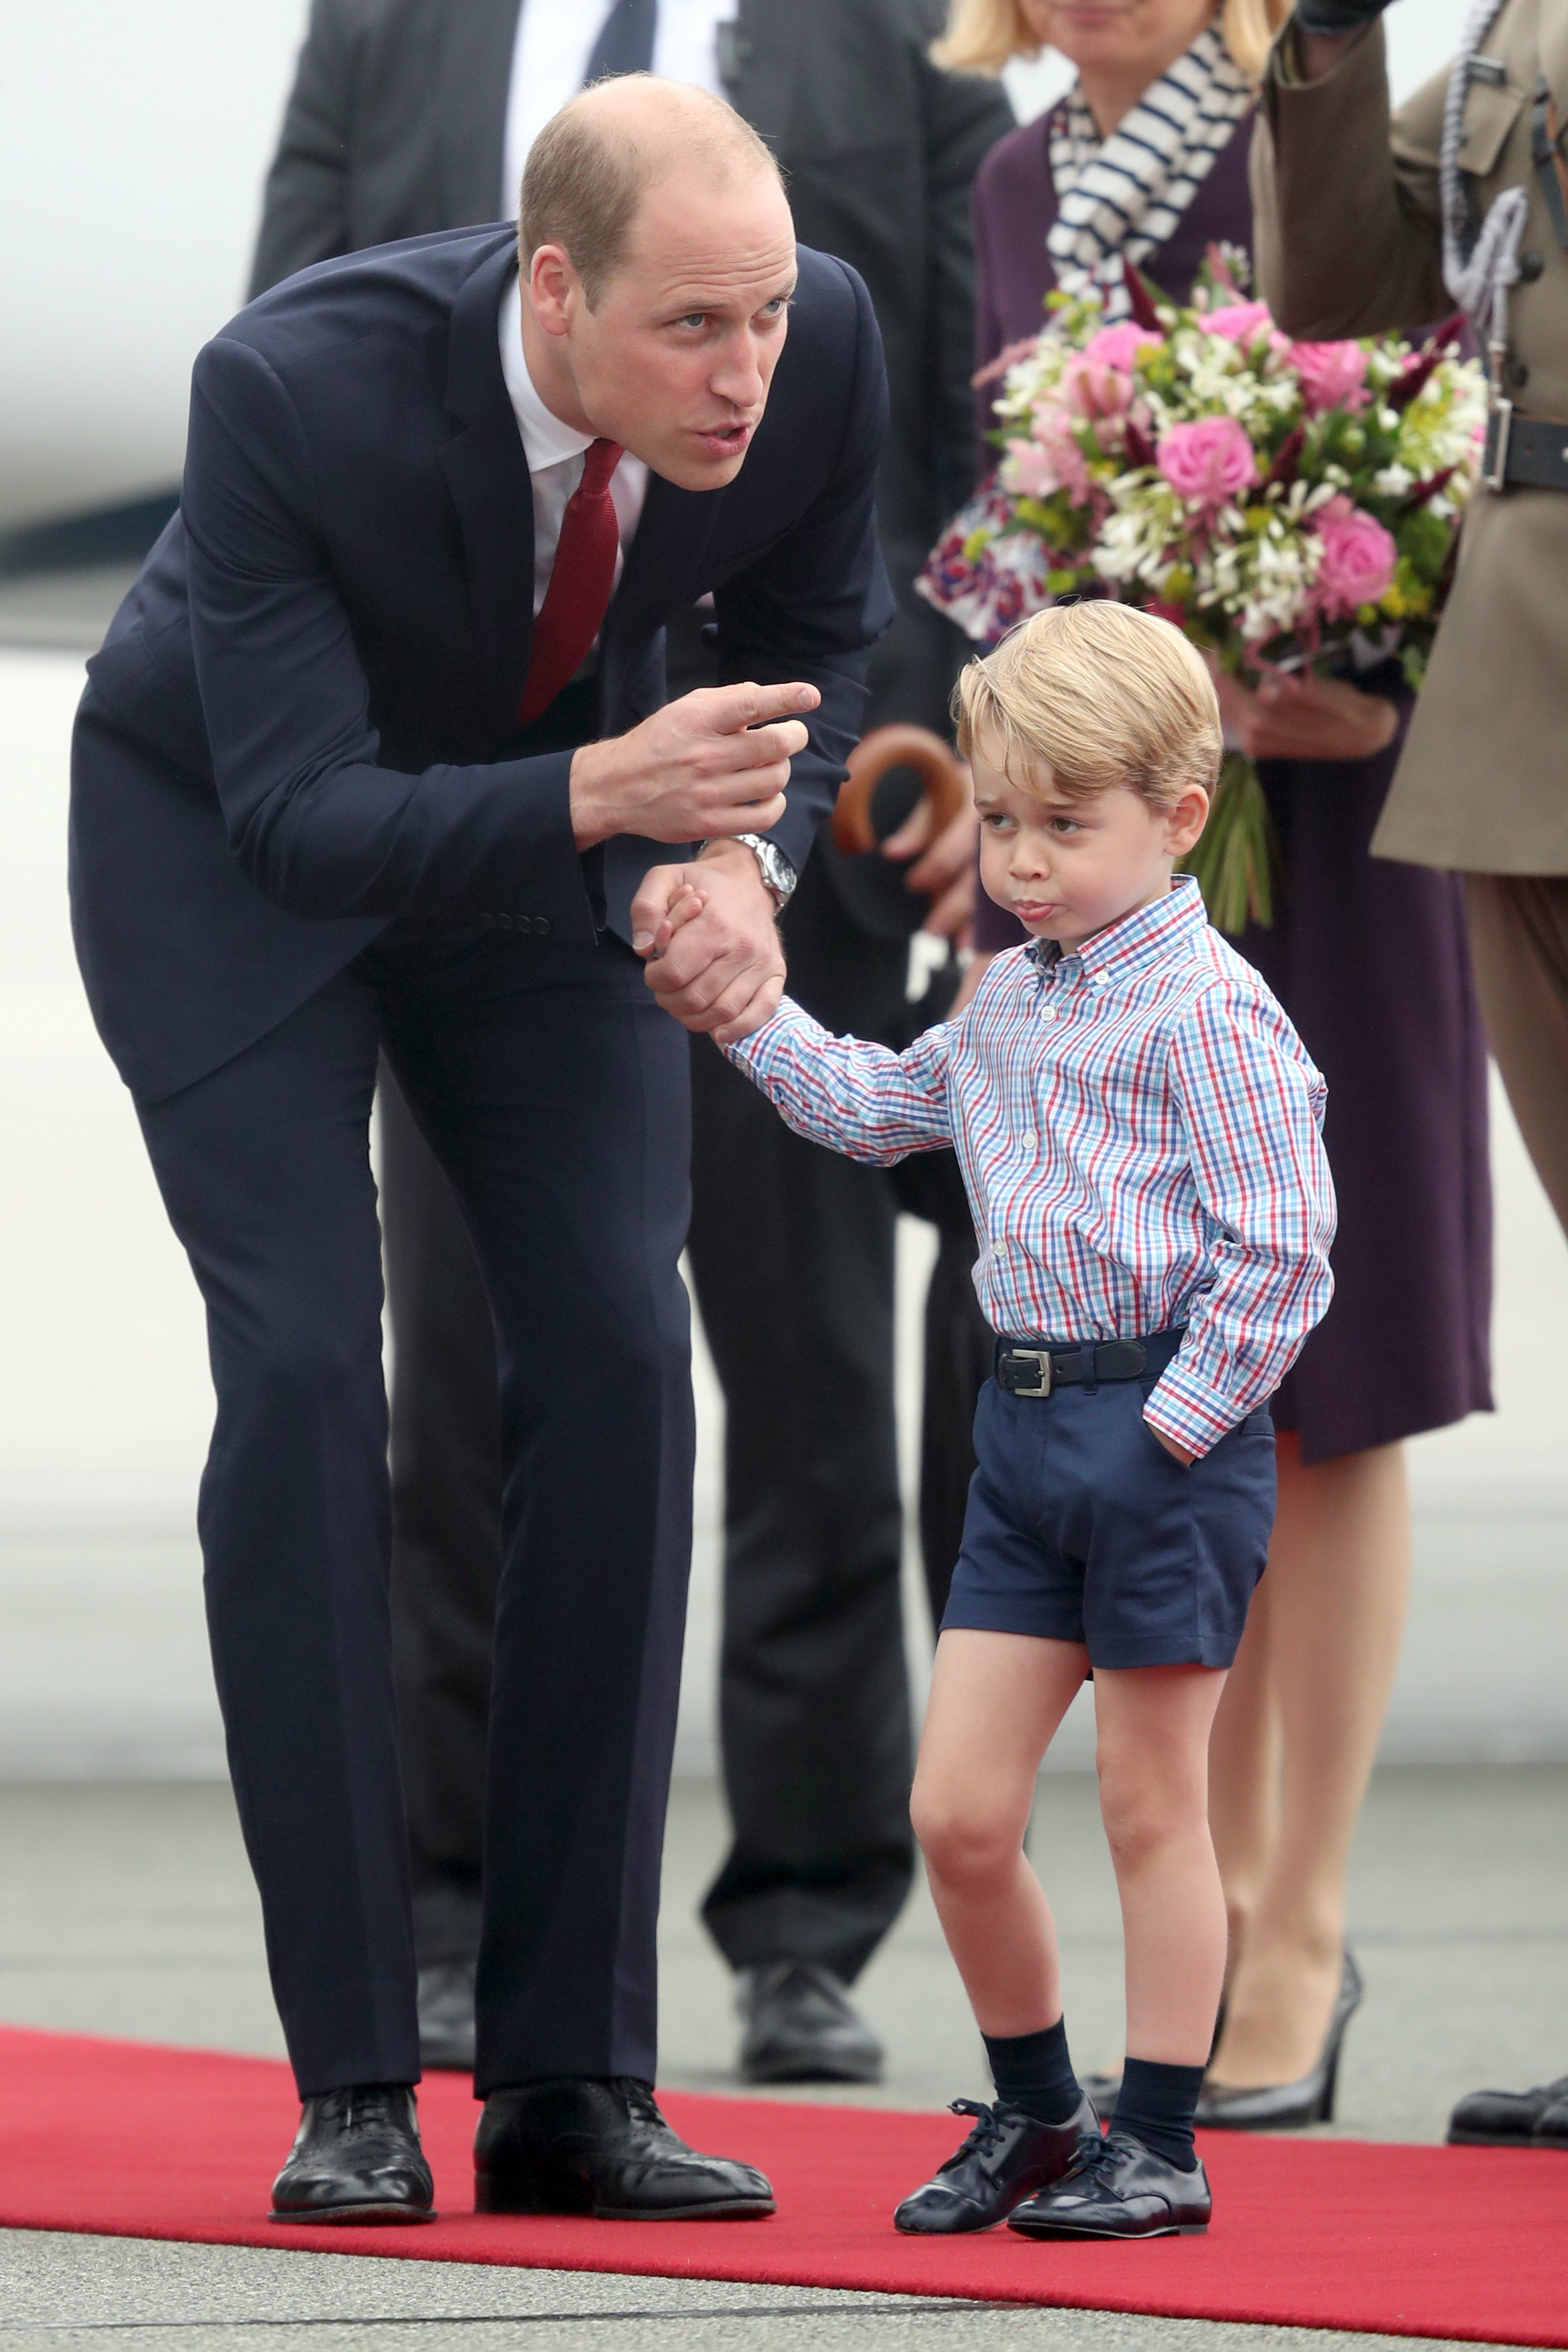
498,276,597,475
1026,874,1208,987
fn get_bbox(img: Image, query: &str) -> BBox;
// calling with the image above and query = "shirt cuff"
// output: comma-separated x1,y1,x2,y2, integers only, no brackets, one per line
1143,1357,1247,1459
721,995,812,1075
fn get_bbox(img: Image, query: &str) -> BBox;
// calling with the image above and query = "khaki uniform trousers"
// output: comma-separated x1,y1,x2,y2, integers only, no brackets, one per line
1465,879,1568,1236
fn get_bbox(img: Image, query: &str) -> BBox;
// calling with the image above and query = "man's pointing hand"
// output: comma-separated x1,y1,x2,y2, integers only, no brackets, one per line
568,680,820,848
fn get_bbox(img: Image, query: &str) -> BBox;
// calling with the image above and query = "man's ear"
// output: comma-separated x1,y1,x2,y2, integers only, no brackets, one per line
528,244,579,338
1165,783,1210,859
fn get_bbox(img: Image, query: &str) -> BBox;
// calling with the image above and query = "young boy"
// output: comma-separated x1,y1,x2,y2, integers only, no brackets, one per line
656,601,1334,2240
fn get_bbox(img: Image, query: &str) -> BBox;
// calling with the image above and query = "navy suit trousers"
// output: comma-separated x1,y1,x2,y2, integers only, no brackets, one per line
136,909,693,2099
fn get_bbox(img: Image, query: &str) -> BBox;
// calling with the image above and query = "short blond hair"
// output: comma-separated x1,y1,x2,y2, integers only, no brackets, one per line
520,76,783,309
954,602,1222,809
933,0,1287,81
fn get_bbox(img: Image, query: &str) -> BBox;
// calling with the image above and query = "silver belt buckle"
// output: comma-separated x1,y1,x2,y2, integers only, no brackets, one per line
1007,1346,1052,1398
1482,396,1514,493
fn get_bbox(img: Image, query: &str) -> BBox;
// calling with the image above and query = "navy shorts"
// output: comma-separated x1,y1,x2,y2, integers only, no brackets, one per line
942,1334,1277,1669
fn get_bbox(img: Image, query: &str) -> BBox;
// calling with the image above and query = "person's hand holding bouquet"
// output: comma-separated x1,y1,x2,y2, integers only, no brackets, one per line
1214,670,1398,765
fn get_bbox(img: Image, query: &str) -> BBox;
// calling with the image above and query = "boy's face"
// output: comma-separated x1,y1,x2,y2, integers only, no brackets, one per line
973,732,1208,955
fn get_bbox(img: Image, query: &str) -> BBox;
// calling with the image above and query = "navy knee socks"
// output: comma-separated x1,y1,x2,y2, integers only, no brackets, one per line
982,2018,1082,2125
1114,2056,1206,2171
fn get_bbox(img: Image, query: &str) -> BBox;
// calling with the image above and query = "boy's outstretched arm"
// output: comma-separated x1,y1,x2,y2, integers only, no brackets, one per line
724,998,957,1166
1148,982,1338,1459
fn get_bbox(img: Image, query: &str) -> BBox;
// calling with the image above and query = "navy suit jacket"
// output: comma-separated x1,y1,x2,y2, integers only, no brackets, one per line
70,225,893,1103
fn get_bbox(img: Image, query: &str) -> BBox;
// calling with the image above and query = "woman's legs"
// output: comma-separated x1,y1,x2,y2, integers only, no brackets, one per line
910,1629,1089,2035
1091,1666,1230,2065
1208,1432,1411,2088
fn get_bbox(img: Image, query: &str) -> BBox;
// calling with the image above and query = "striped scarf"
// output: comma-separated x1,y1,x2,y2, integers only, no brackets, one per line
1048,22,1253,322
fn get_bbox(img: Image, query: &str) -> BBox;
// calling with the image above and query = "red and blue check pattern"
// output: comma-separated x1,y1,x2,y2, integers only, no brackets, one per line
728,876,1335,1458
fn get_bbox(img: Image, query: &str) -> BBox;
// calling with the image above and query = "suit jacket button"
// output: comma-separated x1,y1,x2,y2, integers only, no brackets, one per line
516,914,533,934
497,912,513,930
534,916,552,938
1519,248,1545,281
479,913,495,929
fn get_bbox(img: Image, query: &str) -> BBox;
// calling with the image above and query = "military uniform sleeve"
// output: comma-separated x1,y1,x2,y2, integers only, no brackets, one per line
1251,19,1453,337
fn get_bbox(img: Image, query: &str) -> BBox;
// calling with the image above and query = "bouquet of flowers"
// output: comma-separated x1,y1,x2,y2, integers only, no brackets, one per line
919,258,1487,932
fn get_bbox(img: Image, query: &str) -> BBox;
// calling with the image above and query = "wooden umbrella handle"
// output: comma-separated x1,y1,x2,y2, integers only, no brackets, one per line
830,724,968,856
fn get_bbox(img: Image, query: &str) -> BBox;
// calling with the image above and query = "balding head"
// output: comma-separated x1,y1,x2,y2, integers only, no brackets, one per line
520,75,785,311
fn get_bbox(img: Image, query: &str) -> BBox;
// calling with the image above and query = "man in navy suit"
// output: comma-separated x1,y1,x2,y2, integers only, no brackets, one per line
69,75,891,2222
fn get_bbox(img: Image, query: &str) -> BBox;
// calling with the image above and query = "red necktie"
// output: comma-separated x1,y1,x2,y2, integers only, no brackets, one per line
518,436,624,727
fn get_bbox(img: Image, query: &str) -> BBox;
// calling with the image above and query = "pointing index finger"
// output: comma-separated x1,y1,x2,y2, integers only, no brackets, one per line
712,681,820,734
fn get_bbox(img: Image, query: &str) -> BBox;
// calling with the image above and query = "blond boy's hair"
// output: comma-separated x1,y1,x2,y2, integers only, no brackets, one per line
953,602,1222,810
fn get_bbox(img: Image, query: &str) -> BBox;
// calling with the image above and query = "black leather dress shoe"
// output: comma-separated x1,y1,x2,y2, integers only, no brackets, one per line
474,2077,776,2219
1448,2071,1568,2148
893,2094,1098,2233
1008,2130,1211,2240
738,1962,884,2084
418,1956,477,2072
1195,1949,1362,2130
270,2084,434,2224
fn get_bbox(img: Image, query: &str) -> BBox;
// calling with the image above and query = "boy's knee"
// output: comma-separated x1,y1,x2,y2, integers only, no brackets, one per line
1095,1751,1194,1867
911,1783,1019,1890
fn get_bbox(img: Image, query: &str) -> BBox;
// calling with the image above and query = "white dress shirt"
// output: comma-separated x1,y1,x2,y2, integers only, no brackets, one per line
498,276,648,618
501,0,732,220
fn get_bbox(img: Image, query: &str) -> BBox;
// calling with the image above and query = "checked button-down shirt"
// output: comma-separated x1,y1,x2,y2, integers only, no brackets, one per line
727,875,1336,1458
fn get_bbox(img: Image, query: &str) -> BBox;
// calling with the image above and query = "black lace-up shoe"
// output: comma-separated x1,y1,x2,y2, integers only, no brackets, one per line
418,1956,477,2072
270,2084,434,2224
1448,2073,1568,2148
474,2077,776,2219
1008,2128,1211,2239
893,2094,1098,2234
738,1962,884,2084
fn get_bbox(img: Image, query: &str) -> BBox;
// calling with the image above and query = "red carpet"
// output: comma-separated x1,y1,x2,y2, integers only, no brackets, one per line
0,2026,1562,2343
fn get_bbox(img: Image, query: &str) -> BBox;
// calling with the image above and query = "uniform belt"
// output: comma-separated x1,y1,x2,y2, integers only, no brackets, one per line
994,1327,1184,1398
1481,402,1568,493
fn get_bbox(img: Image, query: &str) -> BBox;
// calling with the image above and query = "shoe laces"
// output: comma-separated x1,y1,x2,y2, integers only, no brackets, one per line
1060,2127,1120,2185
312,2084,411,2136
611,2078,667,2133
943,2097,1007,2165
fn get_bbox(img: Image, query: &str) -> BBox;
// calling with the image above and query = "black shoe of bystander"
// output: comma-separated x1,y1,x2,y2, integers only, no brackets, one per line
738,1961,884,2084
1447,2072,1568,2149
418,1955,477,2072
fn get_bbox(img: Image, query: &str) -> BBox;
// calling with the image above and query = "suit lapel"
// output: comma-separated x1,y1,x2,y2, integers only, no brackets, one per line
439,235,536,744
437,0,523,226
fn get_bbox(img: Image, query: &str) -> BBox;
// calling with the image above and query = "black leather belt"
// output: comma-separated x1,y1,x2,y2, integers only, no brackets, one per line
995,1333,1181,1398
1481,401,1568,493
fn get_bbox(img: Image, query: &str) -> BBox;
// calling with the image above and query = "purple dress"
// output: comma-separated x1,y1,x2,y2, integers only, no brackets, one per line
967,107,1492,1461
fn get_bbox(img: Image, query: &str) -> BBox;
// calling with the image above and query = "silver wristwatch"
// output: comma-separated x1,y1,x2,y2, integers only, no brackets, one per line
703,832,798,910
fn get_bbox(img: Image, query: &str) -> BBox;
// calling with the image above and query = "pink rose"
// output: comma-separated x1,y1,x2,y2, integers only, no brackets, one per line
1289,340,1370,415
1157,415,1258,509
1201,300,1276,347
1083,324,1163,373
1002,422,1091,503
1312,494,1397,618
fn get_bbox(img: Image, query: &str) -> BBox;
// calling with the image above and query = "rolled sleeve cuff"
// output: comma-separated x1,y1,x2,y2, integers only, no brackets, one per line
1143,1359,1246,1459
